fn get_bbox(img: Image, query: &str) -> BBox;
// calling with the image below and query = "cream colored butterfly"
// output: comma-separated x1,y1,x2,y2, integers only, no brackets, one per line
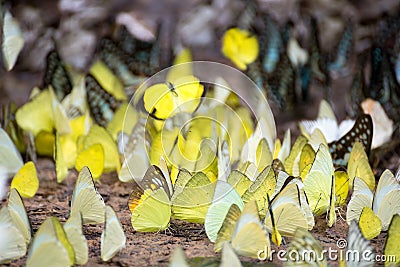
101,206,126,261
347,169,400,231
70,166,106,224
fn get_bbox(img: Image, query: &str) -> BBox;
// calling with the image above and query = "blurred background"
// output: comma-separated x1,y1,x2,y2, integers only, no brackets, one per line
1,0,399,123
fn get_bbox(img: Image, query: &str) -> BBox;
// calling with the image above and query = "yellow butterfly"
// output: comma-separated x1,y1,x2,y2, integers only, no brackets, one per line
143,75,204,120
128,165,172,232
10,161,39,198
221,27,259,70
303,144,336,227
26,217,75,267
347,141,375,190
384,214,400,266
171,171,215,224
241,165,276,216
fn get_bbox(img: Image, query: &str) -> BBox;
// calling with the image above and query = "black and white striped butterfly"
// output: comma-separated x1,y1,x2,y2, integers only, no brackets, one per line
43,50,73,102
328,114,373,166
85,75,121,127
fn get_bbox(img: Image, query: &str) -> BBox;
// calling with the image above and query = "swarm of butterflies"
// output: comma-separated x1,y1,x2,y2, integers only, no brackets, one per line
1,0,400,266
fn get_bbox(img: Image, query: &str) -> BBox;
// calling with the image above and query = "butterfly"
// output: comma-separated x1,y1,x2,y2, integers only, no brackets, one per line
101,205,126,261
342,220,375,267
0,127,23,178
7,188,32,245
26,217,75,266
328,114,373,167
85,74,121,128
347,141,375,190
303,144,336,227
75,143,104,180
63,213,88,265
328,23,353,76
1,9,24,71
384,214,400,266
118,118,150,183
361,98,394,150
214,200,270,259
285,228,326,266
205,181,244,242
346,169,400,232
171,171,214,224
1,102,27,154
10,161,39,198
358,206,382,240
79,124,120,173
272,171,315,230
70,166,106,224
43,50,73,102
221,27,259,70
128,165,172,232
300,99,356,144
241,165,277,216
99,38,145,87
142,75,205,120
227,170,252,197
0,207,27,263
264,182,309,246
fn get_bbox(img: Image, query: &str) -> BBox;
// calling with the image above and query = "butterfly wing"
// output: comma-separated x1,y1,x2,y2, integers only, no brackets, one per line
329,114,373,166
347,141,375,190
205,181,244,242
171,172,214,223
10,161,39,198
346,220,374,267
231,201,270,259
265,183,308,237
359,207,382,240
101,206,126,261
7,188,31,244
2,10,24,71
129,187,171,232
0,207,26,263
285,228,326,266
0,128,23,178
85,75,121,128
373,170,400,231
384,215,400,266
26,217,75,267
43,50,73,101
346,177,373,224
70,167,106,224
63,213,88,265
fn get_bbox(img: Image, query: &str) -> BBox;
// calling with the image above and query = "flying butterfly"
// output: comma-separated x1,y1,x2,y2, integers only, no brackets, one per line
85,74,121,128
328,114,373,166
43,50,73,102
